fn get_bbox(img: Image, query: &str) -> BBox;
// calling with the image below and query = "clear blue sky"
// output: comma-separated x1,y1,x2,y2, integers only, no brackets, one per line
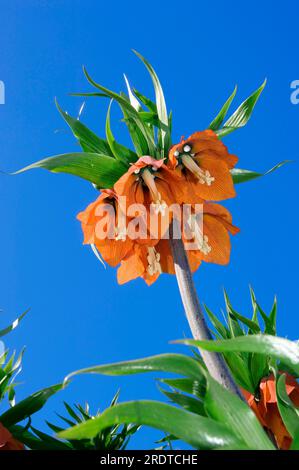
0,0,298,449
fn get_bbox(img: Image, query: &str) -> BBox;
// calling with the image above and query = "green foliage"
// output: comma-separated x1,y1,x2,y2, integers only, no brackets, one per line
14,152,128,189
60,319,275,450
13,393,139,450
213,80,266,137
231,161,290,185
203,289,278,392
56,289,299,450
12,52,284,189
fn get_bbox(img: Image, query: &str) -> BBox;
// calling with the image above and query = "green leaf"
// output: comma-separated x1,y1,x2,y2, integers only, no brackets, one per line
276,373,299,438
229,310,260,334
133,89,157,113
231,161,290,184
290,429,299,450
82,67,156,155
133,50,169,154
0,309,29,338
0,383,65,427
14,152,128,188
10,425,72,450
57,400,245,450
216,80,266,137
55,99,113,156
105,101,137,163
159,378,205,397
123,75,142,111
65,354,205,383
204,376,274,449
179,335,299,376
160,389,206,416
209,86,237,131
204,304,230,339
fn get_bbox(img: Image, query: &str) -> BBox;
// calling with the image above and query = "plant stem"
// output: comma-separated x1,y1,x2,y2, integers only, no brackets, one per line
169,220,244,400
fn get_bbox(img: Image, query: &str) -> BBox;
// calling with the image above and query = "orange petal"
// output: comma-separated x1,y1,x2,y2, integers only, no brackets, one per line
201,214,231,265
117,249,145,284
192,155,236,201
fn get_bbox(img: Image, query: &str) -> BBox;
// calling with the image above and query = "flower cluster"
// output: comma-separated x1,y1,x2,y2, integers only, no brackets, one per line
78,130,239,285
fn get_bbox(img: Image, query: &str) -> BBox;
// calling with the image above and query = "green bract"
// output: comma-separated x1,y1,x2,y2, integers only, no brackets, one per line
12,51,286,189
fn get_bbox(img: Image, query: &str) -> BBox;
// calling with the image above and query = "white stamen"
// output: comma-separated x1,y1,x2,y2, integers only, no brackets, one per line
188,214,212,255
183,144,191,153
134,169,140,174
174,150,180,157
181,154,215,186
152,166,158,171
147,247,162,276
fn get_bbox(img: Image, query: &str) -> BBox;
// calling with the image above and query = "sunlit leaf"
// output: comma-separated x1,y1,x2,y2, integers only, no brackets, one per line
55,99,113,156
14,152,128,188
65,354,205,384
0,309,29,338
105,100,137,163
231,161,290,184
0,383,65,427
216,80,266,137
179,335,299,376
276,373,299,438
58,400,246,450
133,50,169,154
209,86,237,131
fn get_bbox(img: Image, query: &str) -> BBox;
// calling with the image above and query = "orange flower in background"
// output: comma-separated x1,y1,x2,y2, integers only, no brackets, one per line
0,423,24,451
168,130,237,202
243,374,299,450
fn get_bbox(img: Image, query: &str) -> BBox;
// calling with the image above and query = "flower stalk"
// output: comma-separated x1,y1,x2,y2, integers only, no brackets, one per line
169,219,244,399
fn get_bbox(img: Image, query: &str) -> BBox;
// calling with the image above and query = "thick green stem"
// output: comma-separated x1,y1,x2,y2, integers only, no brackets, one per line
169,220,244,399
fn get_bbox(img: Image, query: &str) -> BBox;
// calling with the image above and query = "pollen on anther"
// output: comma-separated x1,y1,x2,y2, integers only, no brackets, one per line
183,145,191,153
134,169,140,175
174,150,180,157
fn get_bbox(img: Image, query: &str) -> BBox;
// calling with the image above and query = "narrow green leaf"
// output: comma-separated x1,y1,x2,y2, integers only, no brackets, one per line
123,75,142,111
55,99,113,156
179,335,299,376
159,378,205,397
231,160,290,184
14,152,128,188
290,429,299,450
160,389,206,416
204,304,230,339
216,80,266,137
133,50,169,153
276,373,299,438
105,101,137,163
58,400,246,450
0,383,65,427
0,309,29,338
209,86,237,131
204,376,274,449
82,67,156,155
65,354,205,384
133,89,157,113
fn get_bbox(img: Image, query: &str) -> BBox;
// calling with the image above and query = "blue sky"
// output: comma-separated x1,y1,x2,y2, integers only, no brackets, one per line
0,0,298,449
